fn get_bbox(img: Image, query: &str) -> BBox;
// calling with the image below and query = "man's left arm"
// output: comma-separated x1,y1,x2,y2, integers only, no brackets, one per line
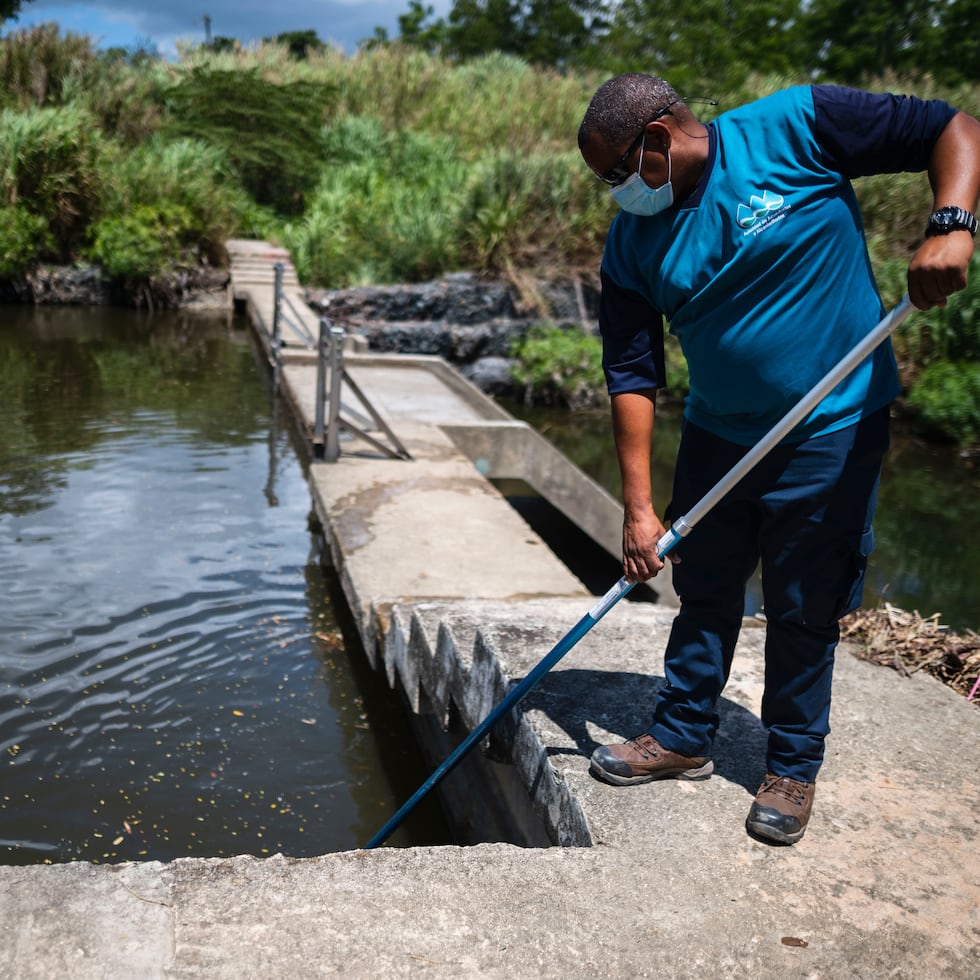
907,111,980,309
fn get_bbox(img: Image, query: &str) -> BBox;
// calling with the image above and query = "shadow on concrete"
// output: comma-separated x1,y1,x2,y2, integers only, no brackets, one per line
522,668,768,794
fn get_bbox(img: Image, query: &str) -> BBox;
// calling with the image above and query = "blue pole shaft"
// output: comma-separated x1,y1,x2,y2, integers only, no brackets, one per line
363,297,915,849
364,575,641,849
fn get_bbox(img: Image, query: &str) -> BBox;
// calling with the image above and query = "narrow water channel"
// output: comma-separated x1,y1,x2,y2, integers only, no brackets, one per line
0,305,449,864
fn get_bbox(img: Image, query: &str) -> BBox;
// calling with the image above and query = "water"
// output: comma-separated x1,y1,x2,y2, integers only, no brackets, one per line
503,402,980,634
0,305,448,864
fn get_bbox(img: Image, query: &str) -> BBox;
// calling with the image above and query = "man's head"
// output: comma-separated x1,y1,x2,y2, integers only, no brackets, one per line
579,74,708,207
579,74,681,160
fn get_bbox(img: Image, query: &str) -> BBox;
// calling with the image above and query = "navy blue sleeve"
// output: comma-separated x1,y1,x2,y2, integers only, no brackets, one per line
812,85,957,178
598,270,666,394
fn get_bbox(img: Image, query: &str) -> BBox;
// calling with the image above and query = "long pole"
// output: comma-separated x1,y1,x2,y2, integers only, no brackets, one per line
364,297,915,849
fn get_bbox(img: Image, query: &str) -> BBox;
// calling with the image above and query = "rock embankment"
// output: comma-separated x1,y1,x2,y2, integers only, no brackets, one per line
308,272,599,396
3,261,601,398
0,263,232,311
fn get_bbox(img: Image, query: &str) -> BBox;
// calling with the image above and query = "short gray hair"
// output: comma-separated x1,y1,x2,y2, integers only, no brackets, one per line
579,73,682,150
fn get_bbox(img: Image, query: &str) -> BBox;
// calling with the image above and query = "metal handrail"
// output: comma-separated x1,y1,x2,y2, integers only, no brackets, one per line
272,262,316,357
313,317,412,463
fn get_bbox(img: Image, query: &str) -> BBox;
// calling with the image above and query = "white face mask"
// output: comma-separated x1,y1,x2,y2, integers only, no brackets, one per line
609,137,674,216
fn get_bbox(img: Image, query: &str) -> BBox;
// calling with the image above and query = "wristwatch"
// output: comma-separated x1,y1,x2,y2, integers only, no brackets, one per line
925,206,978,237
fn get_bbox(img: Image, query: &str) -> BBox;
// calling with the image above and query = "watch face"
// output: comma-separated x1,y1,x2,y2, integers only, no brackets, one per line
929,207,977,235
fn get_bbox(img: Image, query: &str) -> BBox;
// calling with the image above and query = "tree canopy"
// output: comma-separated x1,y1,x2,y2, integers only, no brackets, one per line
0,1,25,24
383,0,978,88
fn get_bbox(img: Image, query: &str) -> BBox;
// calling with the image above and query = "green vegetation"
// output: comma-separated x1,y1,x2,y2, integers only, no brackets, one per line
383,0,978,90
162,66,331,214
0,17,977,445
509,324,605,409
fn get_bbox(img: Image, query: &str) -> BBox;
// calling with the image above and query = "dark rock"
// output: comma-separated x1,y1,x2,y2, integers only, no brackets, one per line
310,272,518,326
310,273,599,332
4,263,231,311
309,274,601,398
353,317,533,362
460,356,517,396
27,265,114,305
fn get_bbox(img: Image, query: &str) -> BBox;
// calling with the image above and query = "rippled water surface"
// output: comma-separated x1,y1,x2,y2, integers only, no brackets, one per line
0,306,447,863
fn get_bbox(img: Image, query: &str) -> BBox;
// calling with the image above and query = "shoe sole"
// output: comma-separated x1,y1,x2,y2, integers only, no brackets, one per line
589,758,714,786
744,816,806,845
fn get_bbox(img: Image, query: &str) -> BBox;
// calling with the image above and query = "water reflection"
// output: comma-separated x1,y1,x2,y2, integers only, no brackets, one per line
0,306,447,864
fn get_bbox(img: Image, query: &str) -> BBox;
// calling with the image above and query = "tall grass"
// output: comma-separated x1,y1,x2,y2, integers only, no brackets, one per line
281,116,464,285
88,136,245,279
0,30,977,439
0,24,97,110
0,103,101,261
0,24,169,143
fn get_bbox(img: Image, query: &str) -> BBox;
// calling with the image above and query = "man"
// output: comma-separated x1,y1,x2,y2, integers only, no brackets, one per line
578,75,980,844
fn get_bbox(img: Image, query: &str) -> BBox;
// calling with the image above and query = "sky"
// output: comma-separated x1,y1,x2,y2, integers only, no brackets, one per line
9,0,453,57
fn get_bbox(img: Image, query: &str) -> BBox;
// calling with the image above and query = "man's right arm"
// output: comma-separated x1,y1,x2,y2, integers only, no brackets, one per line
612,391,674,582
599,270,672,582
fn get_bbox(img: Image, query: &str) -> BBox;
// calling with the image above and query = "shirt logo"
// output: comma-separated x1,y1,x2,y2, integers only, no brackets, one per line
736,189,788,233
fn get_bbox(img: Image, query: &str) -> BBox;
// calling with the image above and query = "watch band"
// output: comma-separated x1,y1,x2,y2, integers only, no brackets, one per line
926,206,978,237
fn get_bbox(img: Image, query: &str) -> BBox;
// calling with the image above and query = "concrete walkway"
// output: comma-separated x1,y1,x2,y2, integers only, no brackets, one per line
2,246,976,979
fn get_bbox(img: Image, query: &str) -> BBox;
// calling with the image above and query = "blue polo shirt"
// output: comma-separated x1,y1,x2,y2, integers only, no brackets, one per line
599,85,956,444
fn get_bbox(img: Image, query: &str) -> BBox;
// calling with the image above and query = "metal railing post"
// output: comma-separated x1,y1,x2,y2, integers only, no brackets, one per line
312,317,329,460
271,262,284,384
325,325,345,463
272,262,284,349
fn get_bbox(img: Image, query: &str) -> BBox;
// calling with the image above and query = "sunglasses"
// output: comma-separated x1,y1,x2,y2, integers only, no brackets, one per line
595,100,679,186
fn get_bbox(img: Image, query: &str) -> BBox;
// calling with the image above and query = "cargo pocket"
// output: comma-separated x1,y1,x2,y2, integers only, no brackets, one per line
835,527,876,621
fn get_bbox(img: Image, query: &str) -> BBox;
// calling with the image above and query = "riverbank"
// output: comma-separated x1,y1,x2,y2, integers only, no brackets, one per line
0,262,233,312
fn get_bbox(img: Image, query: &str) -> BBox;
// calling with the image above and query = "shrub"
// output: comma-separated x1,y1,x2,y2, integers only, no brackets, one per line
87,203,197,281
509,323,606,409
89,135,244,272
163,65,332,215
907,360,980,445
0,205,53,276
0,103,101,260
281,116,464,286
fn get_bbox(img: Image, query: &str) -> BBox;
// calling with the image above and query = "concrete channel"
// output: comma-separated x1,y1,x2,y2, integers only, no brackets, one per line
1,240,977,978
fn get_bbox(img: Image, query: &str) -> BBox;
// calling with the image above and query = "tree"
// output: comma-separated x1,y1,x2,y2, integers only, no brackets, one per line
440,0,605,66
0,1,26,25
394,1,448,54
930,0,980,86
798,0,941,83
164,67,332,214
446,0,524,59
593,0,802,90
265,29,324,59
520,0,607,66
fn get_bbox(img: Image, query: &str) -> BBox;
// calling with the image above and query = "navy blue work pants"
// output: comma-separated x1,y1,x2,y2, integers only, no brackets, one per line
649,407,890,782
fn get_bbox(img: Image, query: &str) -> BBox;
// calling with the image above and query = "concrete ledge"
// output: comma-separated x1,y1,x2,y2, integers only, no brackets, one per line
4,617,977,977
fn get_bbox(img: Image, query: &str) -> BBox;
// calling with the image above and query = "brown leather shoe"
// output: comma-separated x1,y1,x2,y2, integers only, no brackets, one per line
590,733,713,786
746,773,816,845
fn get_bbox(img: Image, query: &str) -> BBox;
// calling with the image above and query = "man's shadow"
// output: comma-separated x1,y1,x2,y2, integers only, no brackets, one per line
519,668,767,794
